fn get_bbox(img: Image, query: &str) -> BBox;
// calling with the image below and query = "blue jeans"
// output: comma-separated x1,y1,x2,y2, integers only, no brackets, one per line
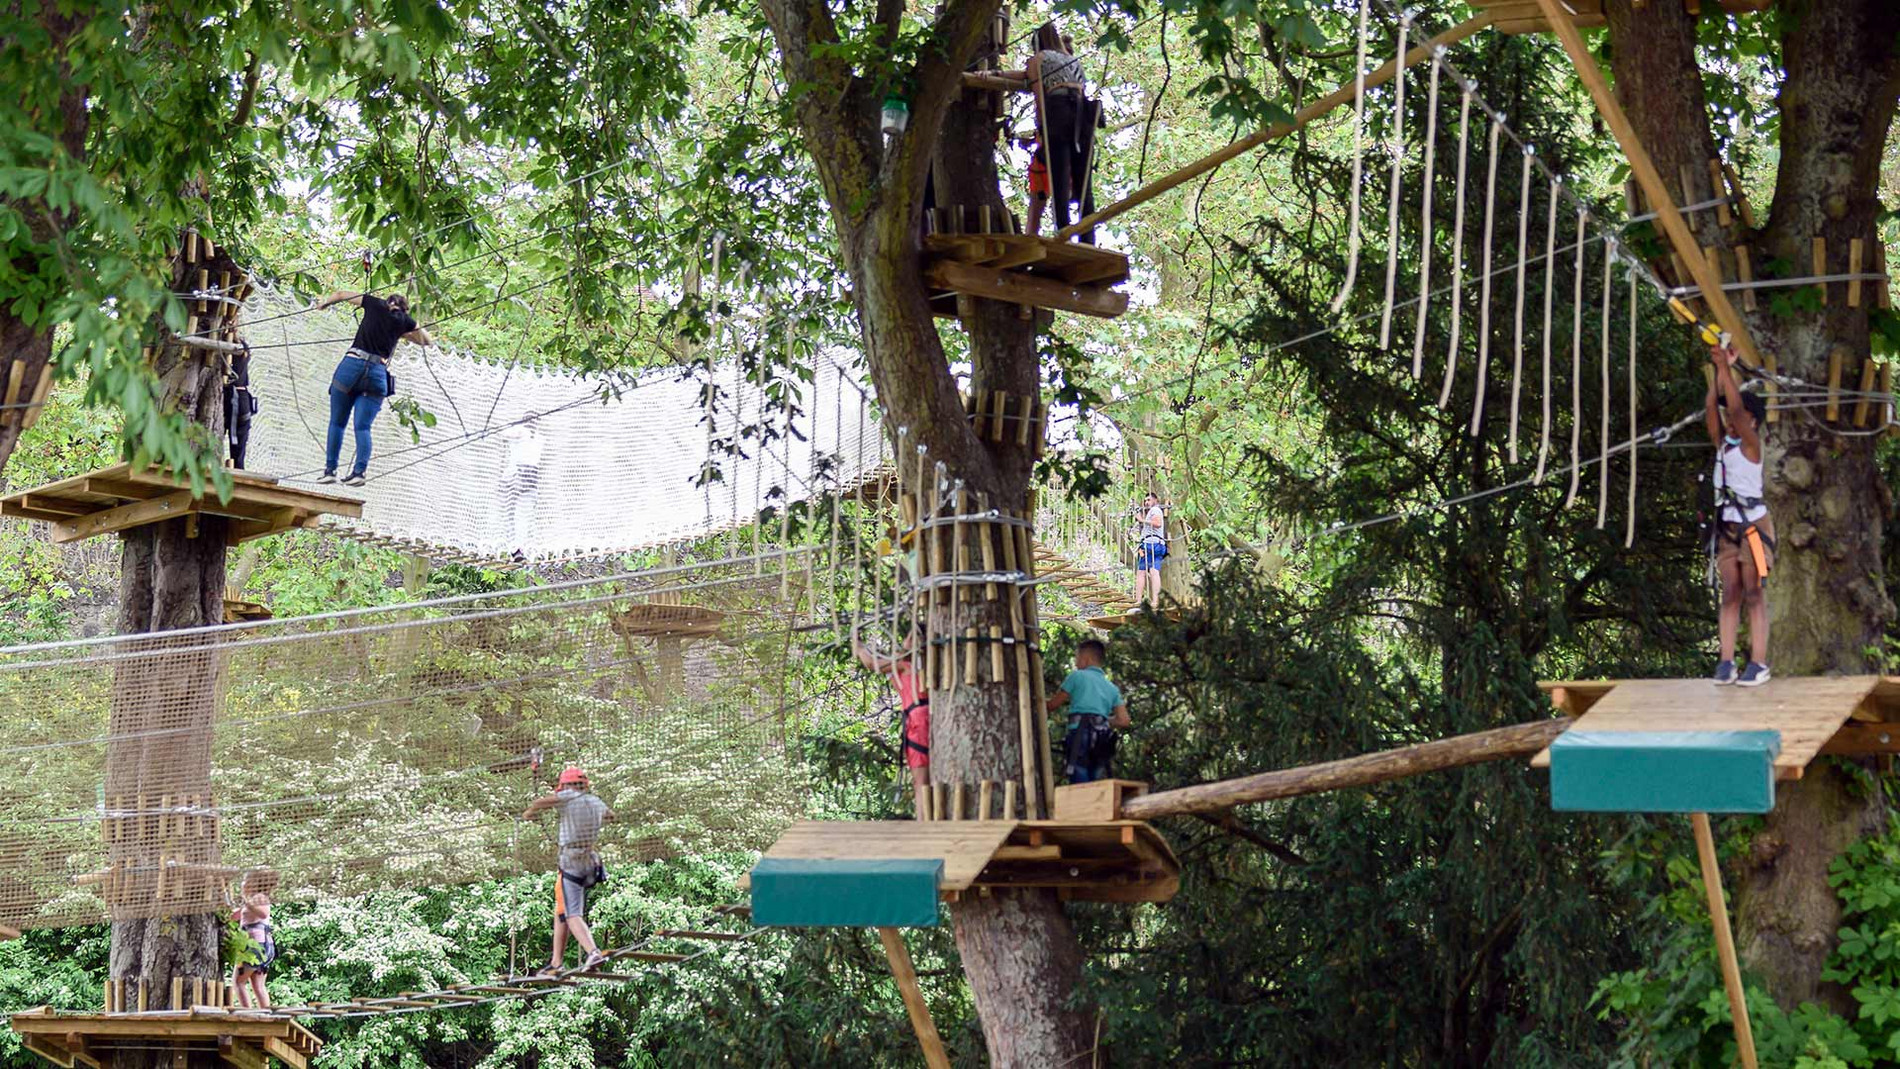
325,356,388,476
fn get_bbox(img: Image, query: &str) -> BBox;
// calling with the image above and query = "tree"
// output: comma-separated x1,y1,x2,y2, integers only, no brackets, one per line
1598,0,1900,1011
749,0,1097,1060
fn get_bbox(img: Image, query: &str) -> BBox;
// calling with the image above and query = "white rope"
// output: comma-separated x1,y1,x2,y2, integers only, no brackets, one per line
1506,147,1533,461
1596,237,1614,530
1563,208,1587,510
1468,117,1503,437
1626,266,1639,549
1437,84,1475,409
1377,13,1410,349
1409,52,1444,379
1329,0,1373,314
1534,177,1559,484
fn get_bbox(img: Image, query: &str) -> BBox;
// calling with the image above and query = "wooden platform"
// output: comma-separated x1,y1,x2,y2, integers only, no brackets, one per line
11,1008,321,1069
1470,0,1770,35
922,234,1130,319
0,464,362,546
223,598,272,624
747,818,1179,905
1087,606,1182,631
608,603,726,638
1536,676,1900,780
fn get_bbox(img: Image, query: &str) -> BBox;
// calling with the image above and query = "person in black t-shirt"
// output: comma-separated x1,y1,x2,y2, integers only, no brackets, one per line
313,291,432,485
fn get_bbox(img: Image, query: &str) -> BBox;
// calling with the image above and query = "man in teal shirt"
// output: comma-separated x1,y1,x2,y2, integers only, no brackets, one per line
1047,638,1132,783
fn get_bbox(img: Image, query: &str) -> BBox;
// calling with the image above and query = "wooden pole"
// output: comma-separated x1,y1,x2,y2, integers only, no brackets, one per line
1121,719,1572,820
1691,813,1759,1069
877,927,952,1069
1528,0,1763,368
1056,12,1495,240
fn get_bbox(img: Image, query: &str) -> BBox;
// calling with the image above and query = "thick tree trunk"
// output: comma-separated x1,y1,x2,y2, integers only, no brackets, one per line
1606,0,1900,1012
104,309,230,1068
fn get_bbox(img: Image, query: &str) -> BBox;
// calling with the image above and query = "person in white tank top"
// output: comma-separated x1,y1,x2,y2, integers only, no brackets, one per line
1703,340,1772,686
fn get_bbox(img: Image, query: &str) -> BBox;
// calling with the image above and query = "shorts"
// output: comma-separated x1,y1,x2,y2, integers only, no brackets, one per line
903,703,930,771
1064,715,1115,784
555,870,590,923
1028,156,1050,197
237,925,275,975
1716,513,1775,580
1136,539,1167,571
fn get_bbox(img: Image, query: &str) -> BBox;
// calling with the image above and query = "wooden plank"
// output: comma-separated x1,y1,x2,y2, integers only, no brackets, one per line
759,821,1016,890
1849,238,1864,307
1820,722,1900,756
259,1036,310,1069
1529,676,1881,776
1692,814,1760,1069
2,360,22,408
1528,0,1763,368
1828,347,1845,422
923,260,1128,319
1854,358,1877,428
1723,163,1757,229
49,489,197,542
1710,159,1731,227
1059,12,1495,238
877,928,952,1069
1814,236,1828,304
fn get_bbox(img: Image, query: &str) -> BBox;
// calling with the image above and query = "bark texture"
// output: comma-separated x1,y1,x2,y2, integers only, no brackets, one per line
104,309,230,1069
755,0,1095,1060
1606,0,1900,1012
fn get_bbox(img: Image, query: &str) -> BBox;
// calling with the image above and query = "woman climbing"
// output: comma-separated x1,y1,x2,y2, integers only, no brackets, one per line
1134,491,1167,606
230,868,279,1009
313,290,432,486
855,631,929,817
1704,339,1772,687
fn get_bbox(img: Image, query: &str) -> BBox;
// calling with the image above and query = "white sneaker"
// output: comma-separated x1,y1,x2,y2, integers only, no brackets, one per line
342,472,367,487
315,472,337,485
1736,662,1771,687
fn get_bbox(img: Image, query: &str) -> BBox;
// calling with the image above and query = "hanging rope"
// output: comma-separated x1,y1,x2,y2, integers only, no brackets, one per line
1468,116,1503,436
1409,51,1444,379
1329,0,1373,314
1506,146,1534,461
1626,266,1640,548
1564,208,1588,510
1437,83,1475,409
1596,237,1615,530
1377,12,1410,349
1534,176,1559,484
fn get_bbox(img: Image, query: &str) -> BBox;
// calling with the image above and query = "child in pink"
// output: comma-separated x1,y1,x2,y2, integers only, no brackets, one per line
854,635,929,816
230,869,279,1009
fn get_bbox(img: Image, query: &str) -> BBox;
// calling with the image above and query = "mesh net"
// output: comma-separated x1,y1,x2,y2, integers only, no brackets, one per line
0,549,876,930
237,286,884,564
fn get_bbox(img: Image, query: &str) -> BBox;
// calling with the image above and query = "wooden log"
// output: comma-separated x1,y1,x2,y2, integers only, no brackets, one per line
1529,0,1763,366
1692,813,1760,1069
1734,245,1756,311
878,928,952,1069
978,779,995,820
924,259,1128,319
1059,12,1494,239
1827,347,1845,422
1709,159,1731,227
1849,238,1864,307
1003,779,1019,821
1763,350,1779,424
1814,236,1828,305
1121,719,1575,820
1723,163,1757,229
1855,358,1878,428
1882,363,1895,437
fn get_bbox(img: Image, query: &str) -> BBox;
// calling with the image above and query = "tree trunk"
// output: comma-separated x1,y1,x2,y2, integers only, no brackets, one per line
1606,0,1900,1012
105,291,231,1068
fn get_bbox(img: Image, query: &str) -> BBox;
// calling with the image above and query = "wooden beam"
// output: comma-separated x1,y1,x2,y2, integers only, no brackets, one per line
1528,0,1763,367
924,260,1128,319
877,928,951,1069
1057,11,1495,239
50,490,197,544
1691,813,1759,1069
1120,719,1573,820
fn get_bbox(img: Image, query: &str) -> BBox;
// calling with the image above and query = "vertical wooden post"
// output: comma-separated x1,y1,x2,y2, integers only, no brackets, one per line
877,928,952,1069
1734,246,1756,312
1849,238,1865,307
1854,359,1878,428
1528,0,1762,367
1691,813,1759,1069
1813,237,1828,305
1763,351,1779,424
1827,348,1846,423
1709,159,1731,227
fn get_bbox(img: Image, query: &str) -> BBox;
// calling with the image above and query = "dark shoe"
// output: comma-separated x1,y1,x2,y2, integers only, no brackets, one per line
1736,662,1771,687
1712,660,1736,685
342,472,367,487
316,471,337,485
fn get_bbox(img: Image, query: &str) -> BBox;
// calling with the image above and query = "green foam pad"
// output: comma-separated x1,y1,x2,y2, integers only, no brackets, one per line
1549,730,1781,814
750,858,942,928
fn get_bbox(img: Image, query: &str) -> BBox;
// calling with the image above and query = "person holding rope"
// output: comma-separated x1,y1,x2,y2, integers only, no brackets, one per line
1704,338,1772,687
1134,491,1167,606
313,290,432,486
523,766,611,974
855,629,930,816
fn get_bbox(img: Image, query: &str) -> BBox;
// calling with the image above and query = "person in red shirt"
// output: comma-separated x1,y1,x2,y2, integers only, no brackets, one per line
855,633,929,817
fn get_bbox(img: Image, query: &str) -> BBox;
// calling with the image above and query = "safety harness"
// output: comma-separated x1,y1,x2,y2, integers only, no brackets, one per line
1713,444,1774,579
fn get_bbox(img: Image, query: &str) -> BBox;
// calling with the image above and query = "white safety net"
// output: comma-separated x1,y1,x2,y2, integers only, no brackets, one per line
237,288,884,564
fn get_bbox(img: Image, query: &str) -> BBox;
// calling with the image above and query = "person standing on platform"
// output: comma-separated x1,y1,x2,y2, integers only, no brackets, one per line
501,416,544,561
1705,339,1773,687
1004,25,1090,239
313,290,432,486
523,766,611,974
1047,638,1131,783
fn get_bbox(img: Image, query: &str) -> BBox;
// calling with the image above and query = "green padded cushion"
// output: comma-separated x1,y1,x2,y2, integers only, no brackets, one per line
750,858,942,928
1549,730,1781,814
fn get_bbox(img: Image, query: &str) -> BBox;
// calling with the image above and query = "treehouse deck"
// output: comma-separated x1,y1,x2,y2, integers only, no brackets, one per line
0,464,362,546
1536,676,1900,780
922,234,1130,320
1468,0,1770,35
10,1007,321,1069
745,816,1179,926
1087,606,1182,631
223,598,272,623
607,603,727,638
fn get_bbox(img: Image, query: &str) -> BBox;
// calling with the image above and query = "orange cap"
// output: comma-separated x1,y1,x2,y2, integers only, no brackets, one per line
558,766,588,787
